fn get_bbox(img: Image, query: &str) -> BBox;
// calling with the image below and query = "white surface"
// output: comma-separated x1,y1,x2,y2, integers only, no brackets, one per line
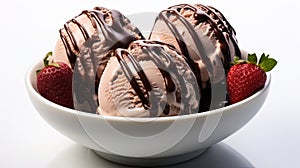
1,0,299,167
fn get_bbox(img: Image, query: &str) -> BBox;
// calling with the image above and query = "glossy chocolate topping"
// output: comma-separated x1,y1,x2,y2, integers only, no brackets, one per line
159,4,241,72
60,7,144,69
150,4,239,111
194,4,241,62
113,40,199,117
67,7,144,113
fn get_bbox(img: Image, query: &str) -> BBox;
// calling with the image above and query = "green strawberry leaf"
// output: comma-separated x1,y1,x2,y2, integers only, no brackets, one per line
232,53,277,72
43,51,53,66
259,58,277,72
248,53,257,64
258,53,269,64
37,51,54,76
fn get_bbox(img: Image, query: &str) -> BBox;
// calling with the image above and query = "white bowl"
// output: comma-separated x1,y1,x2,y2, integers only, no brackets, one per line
25,60,271,167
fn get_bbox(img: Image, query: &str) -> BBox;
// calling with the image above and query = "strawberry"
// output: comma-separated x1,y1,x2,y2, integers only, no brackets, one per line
36,52,74,108
227,53,277,104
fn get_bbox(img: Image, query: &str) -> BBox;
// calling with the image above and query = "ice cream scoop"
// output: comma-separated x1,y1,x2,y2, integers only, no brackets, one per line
54,6,144,113
149,4,241,111
53,6,144,68
97,40,200,117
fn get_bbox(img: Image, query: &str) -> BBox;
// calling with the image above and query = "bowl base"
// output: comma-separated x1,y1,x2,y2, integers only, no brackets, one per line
93,147,209,167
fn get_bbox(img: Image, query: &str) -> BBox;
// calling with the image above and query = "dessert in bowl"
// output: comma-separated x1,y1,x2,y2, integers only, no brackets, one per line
26,61,271,167
25,3,275,167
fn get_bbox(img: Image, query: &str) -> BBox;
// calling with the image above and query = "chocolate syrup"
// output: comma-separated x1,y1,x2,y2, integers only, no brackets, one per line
115,49,152,110
60,5,235,114
60,7,144,69
149,4,241,111
61,7,144,113
114,40,199,116
196,4,241,62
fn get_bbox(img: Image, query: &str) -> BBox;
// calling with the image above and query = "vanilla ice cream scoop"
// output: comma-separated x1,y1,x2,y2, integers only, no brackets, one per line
149,4,241,111
97,40,200,117
55,6,144,113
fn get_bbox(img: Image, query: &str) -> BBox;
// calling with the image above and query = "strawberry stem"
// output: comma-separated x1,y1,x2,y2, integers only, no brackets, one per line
231,53,277,72
49,62,60,68
232,56,247,65
36,51,53,75
43,51,53,66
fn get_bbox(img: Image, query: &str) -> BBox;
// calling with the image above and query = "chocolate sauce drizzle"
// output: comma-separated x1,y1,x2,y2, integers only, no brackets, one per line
60,7,144,69
59,5,238,114
114,40,199,117
150,4,239,111
195,4,241,62
61,7,144,113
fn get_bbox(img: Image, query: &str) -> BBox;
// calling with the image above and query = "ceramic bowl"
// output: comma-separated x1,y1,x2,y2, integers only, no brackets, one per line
25,60,271,167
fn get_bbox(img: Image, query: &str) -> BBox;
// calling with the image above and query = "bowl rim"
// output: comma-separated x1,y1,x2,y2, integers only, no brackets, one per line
26,60,271,122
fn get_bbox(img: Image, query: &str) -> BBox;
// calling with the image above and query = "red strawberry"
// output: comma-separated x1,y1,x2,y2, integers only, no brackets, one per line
227,53,277,104
36,52,74,108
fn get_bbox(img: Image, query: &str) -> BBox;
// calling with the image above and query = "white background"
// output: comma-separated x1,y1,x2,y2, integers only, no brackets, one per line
1,0,300,167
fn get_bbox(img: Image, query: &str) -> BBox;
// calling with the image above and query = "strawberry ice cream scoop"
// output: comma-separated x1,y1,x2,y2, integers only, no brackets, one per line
97,40,200,117
53,6,144,69
149,4,241,111
52,6,144,113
